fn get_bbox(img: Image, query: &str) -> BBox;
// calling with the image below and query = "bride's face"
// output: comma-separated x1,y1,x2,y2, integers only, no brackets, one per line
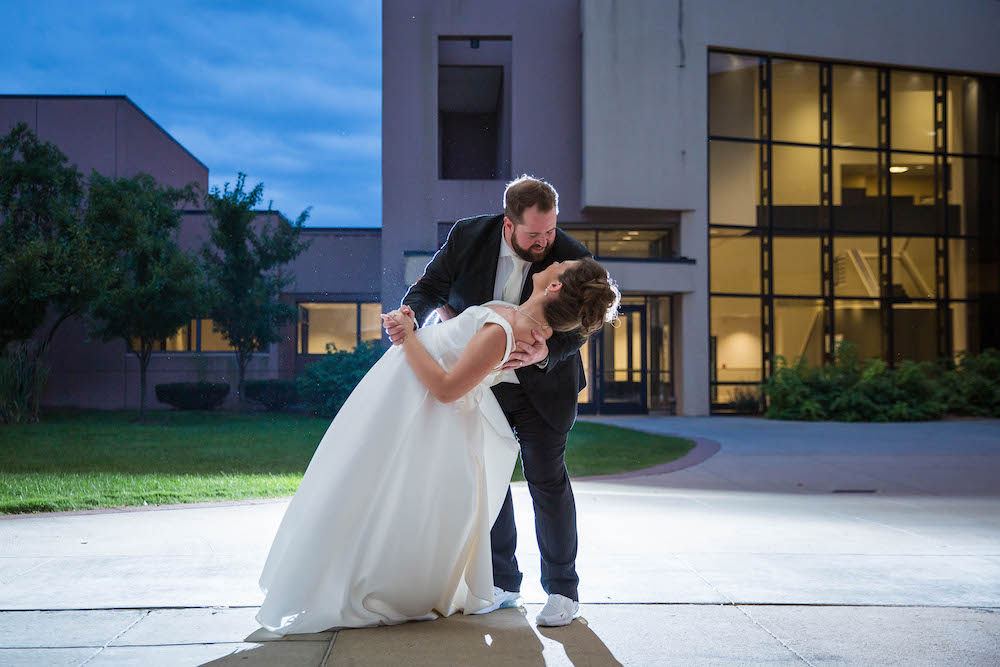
533,259,580,293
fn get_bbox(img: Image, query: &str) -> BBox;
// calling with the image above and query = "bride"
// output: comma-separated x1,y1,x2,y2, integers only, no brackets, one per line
255,256,619,636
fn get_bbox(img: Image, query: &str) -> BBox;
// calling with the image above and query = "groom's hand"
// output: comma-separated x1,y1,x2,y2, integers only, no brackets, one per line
382,307,415,345
501,330,548,370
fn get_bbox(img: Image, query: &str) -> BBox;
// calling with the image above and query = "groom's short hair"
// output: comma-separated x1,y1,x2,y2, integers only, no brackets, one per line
503,175,559,225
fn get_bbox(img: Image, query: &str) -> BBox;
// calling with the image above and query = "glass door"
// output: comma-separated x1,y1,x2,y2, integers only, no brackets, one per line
597,304,647,413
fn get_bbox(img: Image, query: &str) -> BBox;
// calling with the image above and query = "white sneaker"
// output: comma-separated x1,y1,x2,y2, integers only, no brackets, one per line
535,593,580,627
472,586,522,615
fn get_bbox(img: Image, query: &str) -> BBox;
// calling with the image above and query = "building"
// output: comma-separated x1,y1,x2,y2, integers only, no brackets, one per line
381,0,1000,415
4,0,999,416
0,95,381,411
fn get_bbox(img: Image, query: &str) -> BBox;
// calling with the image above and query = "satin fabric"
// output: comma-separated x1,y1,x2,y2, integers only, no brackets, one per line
255,303,520,635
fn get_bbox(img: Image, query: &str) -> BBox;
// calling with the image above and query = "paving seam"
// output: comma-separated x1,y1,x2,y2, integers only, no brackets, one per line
733,603,815,666
814,505,954,547
0,556,55,585
2,641,260,650
5,603,1000,612
77,608,149,665
672,553,815,665
319,630,338,666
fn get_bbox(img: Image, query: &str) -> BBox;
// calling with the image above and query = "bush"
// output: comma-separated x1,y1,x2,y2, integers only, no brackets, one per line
761,342,950,422
935,348,1000,417
297,340,385,418
155,382,229,410
0,341,50,424
244,379,298,412
729,385,764,415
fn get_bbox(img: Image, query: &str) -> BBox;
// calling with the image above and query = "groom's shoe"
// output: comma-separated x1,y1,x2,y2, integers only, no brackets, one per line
535,593,580,627
472,586,522,615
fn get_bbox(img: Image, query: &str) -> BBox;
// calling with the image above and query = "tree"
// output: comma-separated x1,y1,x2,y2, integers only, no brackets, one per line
201,173,311,411
84,172,204,420
0,123,107,422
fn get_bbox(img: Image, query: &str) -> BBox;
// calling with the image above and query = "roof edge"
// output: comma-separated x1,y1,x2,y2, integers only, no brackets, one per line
0,94,209,172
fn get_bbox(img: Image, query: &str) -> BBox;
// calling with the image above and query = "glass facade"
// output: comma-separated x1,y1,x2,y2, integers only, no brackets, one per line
709,50,1000,413
298,302,382,355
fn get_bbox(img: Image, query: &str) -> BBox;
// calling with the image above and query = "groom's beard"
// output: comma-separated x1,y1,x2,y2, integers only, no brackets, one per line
510,231,552,264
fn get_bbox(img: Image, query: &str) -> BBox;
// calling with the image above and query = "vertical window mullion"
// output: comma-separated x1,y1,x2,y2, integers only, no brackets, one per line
820,62,835,365
878,68,893,365
760,57,775,380
356,303,362,347
934,73,951,359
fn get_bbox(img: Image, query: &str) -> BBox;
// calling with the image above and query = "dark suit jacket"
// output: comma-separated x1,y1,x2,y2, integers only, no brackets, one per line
401,213,593,434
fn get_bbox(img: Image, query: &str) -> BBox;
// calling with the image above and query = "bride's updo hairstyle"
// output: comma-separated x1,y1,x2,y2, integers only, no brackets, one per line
543,257,621,338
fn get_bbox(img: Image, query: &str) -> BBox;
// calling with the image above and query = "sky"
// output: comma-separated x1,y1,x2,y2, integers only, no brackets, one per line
1,0,381,227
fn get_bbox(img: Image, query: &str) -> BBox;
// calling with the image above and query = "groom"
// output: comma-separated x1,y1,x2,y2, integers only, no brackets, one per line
385,175,591,627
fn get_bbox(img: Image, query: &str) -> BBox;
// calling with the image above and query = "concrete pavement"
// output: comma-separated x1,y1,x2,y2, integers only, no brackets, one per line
1,416,998,665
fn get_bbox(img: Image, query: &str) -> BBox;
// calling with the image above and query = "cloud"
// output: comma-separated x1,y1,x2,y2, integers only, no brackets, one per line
300,131,381,159
0,0,383,228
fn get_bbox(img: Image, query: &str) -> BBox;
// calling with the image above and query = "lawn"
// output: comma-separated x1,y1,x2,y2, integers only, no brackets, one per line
0,409,695,514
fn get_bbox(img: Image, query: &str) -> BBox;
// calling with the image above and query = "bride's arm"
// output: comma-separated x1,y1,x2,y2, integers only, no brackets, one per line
399,315,507,404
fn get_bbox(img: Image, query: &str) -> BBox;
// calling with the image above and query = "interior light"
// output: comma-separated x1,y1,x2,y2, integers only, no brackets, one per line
889,166,909,174
626,231,639,235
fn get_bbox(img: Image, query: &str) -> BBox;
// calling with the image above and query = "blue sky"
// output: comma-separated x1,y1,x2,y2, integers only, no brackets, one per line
1,0,381,227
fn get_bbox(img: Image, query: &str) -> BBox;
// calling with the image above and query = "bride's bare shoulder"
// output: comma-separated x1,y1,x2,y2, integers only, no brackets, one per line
482,303,516,323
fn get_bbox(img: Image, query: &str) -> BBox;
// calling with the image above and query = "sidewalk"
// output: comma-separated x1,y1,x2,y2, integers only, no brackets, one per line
1,416,998,665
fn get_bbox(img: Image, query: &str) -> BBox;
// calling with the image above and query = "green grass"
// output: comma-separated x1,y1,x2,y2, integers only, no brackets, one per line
0,409,695,514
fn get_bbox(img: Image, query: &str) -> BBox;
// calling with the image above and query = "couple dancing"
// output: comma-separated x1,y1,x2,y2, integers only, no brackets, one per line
255,175,619,636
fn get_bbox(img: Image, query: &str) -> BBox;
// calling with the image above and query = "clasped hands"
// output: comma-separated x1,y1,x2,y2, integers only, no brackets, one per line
381,307,548,371
381,306,416,344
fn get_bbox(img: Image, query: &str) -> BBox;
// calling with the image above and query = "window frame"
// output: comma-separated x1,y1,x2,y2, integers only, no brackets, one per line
296,300,383,356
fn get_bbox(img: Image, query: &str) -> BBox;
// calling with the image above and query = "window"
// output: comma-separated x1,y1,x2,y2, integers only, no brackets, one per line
438,37,511,180
708,49,1000,412
565,228,675,259
199,319,236,352
129,318,243,353
298,302,381,354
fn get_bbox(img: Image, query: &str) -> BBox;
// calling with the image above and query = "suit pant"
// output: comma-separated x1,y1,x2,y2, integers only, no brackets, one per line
489,382,579,601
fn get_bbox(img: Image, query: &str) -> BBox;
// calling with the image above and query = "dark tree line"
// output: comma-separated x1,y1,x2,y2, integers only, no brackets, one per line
0,122,311,423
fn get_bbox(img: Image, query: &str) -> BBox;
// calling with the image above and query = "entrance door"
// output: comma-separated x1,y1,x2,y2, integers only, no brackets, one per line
597,304,647,413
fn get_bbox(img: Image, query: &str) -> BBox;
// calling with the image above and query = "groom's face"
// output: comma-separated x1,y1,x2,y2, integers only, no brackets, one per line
505,204,557,263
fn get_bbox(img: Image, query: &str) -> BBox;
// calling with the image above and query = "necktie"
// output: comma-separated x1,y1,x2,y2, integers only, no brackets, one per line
502,256,527,305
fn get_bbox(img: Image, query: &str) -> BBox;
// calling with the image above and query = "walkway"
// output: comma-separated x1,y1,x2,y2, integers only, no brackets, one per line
1,417,998,665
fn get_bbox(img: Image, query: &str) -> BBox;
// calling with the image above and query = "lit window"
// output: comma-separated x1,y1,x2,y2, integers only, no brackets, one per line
298,302,382,354
199,319,236,352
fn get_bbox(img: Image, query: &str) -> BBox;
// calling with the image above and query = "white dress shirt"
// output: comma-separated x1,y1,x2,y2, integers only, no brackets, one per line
494,234,528,384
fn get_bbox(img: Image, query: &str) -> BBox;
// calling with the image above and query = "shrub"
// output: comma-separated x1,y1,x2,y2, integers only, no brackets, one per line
935,349,1000,417
155,382,229,410
729,385,764,415
761,342,952,422
297,340,386,418
0,341,50,424
244,379,298,412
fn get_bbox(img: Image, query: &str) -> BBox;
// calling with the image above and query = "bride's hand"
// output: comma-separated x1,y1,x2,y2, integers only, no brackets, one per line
382,307,416,345
397,306,416,335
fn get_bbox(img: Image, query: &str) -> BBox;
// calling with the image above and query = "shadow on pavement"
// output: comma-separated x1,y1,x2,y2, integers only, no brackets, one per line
537,616,624,666
226,607,622,665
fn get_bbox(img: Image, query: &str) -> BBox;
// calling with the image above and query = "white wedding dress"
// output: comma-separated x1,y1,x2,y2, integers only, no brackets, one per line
255,302,520,636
